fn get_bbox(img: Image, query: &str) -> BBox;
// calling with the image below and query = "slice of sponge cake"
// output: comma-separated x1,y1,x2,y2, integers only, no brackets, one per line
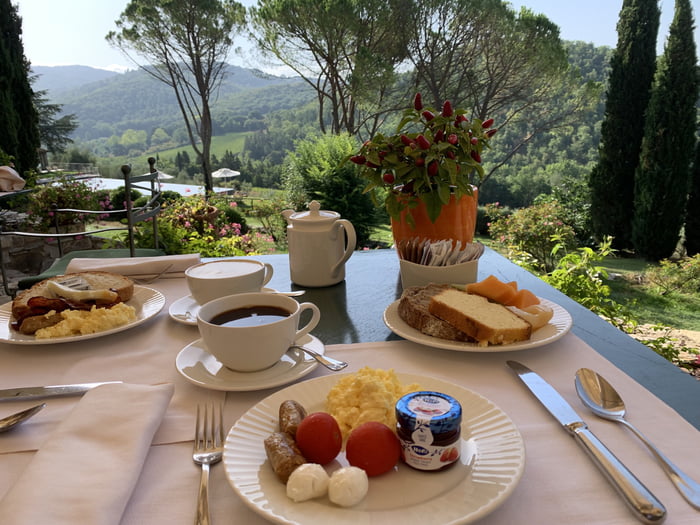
428,288,532,346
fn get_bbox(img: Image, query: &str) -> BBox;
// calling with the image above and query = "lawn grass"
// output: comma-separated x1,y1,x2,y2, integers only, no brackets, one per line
136,131,252,165
600,255,700,331
607,277,700,330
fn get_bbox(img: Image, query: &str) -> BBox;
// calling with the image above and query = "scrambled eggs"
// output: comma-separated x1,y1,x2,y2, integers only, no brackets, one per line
326,367,420,438
34,303,137,339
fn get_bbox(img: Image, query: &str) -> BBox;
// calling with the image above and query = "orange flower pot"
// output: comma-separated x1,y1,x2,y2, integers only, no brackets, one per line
391,189,478,247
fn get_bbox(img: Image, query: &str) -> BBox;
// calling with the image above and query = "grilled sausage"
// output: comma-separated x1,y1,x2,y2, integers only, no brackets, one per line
279,400,306,437
264,432,306,483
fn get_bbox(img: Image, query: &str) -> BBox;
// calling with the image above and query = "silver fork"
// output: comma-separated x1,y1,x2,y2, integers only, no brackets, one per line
193,404,224,525
58,263,174,288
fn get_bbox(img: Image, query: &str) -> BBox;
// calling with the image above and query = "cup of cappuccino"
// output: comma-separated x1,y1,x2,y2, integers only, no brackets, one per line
185,259,274,304
196,292,321,372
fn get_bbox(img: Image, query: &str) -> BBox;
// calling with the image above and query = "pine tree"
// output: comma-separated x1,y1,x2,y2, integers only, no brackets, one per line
632,0,698,260
588,0,660,249
685,139,700,256
0,0,40,174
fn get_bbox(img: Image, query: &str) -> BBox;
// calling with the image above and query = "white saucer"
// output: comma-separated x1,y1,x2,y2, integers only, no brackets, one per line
169,288,279,325
175,334,324,391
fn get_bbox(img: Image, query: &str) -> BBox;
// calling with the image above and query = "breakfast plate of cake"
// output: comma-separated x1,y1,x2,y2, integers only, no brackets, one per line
384,278,572,352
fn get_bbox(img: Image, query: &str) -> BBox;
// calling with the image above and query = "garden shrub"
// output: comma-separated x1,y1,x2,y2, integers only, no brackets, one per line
109,186,143,221
643,255,700,295
27,177,102,231
160,190,183,204
541,236,697,365
535,175,593,245
282,133,381,249
543,236,632,330
487,201,576,272
137,194,274,257
246,196,289,246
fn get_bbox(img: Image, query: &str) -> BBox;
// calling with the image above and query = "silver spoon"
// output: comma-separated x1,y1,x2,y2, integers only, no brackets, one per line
575,368,700,509
289,345,348,371
0,403,46,433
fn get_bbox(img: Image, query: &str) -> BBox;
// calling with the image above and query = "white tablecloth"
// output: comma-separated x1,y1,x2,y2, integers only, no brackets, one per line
1,278,699,524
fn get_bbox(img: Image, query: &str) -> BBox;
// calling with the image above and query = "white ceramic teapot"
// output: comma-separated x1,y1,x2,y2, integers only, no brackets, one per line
282,201,357,287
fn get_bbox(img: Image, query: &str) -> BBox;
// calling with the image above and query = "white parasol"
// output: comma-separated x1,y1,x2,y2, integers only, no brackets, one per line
211,168,241,179
142,170,175,180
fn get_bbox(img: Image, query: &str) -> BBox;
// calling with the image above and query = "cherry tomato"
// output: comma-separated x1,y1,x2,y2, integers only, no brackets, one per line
345,421,400,476
295,412,342,465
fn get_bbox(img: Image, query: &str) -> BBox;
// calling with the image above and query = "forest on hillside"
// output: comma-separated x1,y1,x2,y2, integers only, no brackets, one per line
45,41,612,209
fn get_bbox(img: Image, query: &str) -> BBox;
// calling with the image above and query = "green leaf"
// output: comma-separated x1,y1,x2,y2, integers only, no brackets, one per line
421,191,444,223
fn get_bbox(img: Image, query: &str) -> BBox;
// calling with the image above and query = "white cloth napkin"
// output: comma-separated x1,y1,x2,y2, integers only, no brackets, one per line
65,253,201,279
0,166,25,191
0,382,174,525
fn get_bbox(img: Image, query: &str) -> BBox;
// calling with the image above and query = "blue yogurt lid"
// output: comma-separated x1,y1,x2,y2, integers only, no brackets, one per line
395,391,462,435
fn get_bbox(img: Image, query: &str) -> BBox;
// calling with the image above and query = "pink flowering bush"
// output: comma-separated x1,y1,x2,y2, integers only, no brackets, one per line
26,177,105,231
152,194,275,256
486,201,576,272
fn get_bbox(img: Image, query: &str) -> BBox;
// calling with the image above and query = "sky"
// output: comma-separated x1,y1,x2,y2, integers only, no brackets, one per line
15,0,700,73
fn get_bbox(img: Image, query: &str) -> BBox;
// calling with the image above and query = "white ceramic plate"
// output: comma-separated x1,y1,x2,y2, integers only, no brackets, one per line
168,294,200,325
176,334,323,391
169,288,284,325
224,372,524,525
383,297,572,352
0,285,165,345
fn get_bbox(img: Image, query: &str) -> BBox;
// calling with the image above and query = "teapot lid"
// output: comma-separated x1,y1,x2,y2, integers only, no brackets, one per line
288,200,340,223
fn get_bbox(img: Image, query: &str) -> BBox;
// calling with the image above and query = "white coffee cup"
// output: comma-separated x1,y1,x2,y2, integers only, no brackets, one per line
196,292,321,372
185,259,274,304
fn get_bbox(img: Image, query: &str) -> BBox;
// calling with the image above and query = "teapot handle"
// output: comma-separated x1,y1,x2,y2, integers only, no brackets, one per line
330,219,356,278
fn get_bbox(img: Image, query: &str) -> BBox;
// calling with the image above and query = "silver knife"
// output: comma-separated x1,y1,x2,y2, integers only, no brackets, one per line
0,381,123,401
506,361,666,524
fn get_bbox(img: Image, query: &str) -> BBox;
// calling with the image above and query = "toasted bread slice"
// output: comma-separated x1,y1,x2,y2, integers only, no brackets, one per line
398,283,474,342
429,288,532,346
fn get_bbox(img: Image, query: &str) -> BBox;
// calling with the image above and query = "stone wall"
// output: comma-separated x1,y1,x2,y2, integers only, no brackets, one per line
1,210,118,275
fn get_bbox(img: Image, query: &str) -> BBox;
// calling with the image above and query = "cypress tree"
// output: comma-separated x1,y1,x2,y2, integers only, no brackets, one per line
588,0,660,250
632,0,698,260
685,139,700,256
0,0,40,173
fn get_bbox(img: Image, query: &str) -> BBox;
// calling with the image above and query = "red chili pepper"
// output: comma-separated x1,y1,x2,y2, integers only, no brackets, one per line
471,150,481,163
428,160,439,176
434,130,445,142
366,161,380,169
413,93,423,111
482,118,494,129
416,135,431,149
422,110,435,121
441,100,453,117
447,134,458,145
382,172,395,184
470,137,478,145
400,134,413,146
350,155,366,165
486,128,498,138
415,157,425,167
446,150,456,159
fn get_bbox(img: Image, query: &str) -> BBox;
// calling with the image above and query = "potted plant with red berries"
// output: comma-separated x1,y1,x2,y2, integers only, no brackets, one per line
349,92,496,246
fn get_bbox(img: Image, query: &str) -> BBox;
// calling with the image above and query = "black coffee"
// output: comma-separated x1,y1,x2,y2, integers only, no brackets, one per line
210,306,291,327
